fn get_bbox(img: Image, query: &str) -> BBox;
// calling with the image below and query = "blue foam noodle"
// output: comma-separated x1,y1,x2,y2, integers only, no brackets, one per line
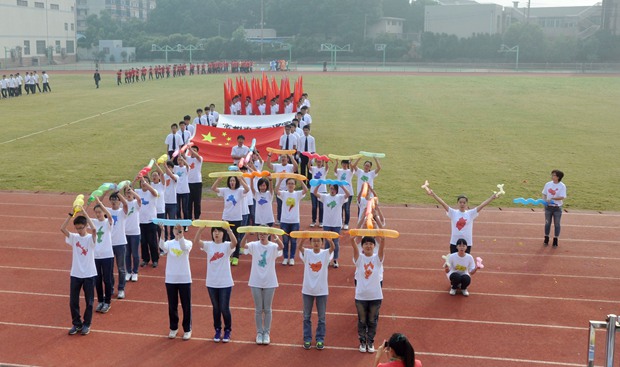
152,219,193,226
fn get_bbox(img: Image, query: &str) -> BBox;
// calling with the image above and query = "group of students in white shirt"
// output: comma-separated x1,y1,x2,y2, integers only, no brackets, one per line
229,92,311,116
1,71,50,98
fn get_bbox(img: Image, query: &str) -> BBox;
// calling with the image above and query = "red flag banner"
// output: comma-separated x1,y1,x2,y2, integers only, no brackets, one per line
191,124,283,163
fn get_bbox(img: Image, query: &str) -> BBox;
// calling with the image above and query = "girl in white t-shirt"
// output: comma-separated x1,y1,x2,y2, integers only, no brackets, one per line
150,170,166,241
334,159,354,229
351,157,382,218
122,187,141,281
158,224,193,341
266,153,298,224
251,177,275,226
541,169,567,247
194,225,237,343
276,177,308,266
351,235,385,354
241,231,284,345
309,159,329,227
137,176,160,268
211,175,250,266
445,239,479,296
298,236,335,350
92,197,114,313
315,184,350,268
427,186,497,254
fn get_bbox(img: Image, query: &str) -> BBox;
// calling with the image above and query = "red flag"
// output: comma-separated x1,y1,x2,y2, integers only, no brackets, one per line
191,125,283,163
224,80,231,114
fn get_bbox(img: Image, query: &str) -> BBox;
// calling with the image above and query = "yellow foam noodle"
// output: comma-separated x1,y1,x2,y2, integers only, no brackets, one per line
267,147,296,155
192,220,231,228
237,226,286,235
290,231,340,239
208,171,244,178
157,154,168,165
348,228,400,238
72,194,85,216
328,153,363,160
271,172,307,181
359,151,386,158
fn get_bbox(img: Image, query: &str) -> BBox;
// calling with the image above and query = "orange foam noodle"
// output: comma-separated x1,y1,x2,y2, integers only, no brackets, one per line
290,231,340,239
271,172,307,181
360,182,369,199
267,147,296,155
348,229,399,238
192,220,230,228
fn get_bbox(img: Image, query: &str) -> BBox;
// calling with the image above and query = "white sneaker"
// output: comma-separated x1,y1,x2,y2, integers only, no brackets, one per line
319,223,323,228
182,331,192,340
310,222,316,227
125,273,131,281
449,288,457,296
168,329,178,339
263,333,270,345
461,289,470,297
367,344,376,353
288,259,295,266
359,343,367,353
131,273,138,282
256,333,263,345
117,290,125,299
343,224,349,230
333,260,339,268
282,258,288,265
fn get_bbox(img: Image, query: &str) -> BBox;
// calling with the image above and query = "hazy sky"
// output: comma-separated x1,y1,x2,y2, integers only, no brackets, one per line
478,0,600,7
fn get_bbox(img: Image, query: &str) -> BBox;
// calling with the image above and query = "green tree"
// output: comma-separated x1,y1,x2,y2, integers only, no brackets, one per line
503,22,545,62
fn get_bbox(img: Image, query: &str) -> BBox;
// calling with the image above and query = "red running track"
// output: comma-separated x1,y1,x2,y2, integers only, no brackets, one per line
0,191,619,367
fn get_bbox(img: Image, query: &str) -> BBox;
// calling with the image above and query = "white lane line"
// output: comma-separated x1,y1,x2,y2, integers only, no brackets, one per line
1,270,618,305
0,321,583,365
0,99,153,145
0,290,586,331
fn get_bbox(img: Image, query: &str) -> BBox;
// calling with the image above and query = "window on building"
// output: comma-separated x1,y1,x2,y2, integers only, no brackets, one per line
50,3,59,10
103,47,110,54
23,41,30,55
34,1,44,8
17,0,28,6
64,23,68,31
55,40,61,53
71,23,74,30
66,40,75,54
36,40,46,55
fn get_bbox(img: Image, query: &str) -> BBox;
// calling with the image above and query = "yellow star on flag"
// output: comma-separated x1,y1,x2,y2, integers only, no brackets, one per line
226,137,232,142
202,132,216,143
222,132,227,137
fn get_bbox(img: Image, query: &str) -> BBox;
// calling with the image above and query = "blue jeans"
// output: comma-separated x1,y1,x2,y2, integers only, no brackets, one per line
112,245,127,292
303,294,327,342
544,205,562,237
280,222,300,260
310,193,324,223
342,196,352,226
323,226,341,260
165,203,177,240
70,276,95,327
125,234,140,274
250,287,276,335
355,299,382,344
207,286,233,332
95,257,114,303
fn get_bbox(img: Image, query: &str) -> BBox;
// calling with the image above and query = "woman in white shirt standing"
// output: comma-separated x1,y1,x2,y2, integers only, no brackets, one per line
241,230,284,345
542,169,567,247
194,225,237,343
159,224,193,340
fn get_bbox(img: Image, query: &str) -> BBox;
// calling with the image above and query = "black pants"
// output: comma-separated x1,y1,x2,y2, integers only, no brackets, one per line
1,88,6,98
140,222,159,264
188,182,202,219
43,82,51,92
300,154,311,180
449,273,471,290
36,83,41,92
70,276,95,327
166,283,192,332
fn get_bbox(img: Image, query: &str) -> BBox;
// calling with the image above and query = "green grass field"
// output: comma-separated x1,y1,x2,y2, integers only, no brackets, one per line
1,72,619,211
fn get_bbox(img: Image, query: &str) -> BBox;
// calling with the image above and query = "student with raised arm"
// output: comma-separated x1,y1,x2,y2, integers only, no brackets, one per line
61,210,97,336
136,175,159,268
266,153,298,224
241,230,284,345
91,197,115,314
123,186,142,282
427,186,497,254
298,236,335,350
251,177,275,226
352,235,385,354
315,183,350,268
211,175,250,266
351,157,382,217
276,177,308,266
194,225,237,343
107,192,128,299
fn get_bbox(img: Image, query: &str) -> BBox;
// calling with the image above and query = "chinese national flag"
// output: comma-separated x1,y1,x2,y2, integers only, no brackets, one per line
191,125,283,163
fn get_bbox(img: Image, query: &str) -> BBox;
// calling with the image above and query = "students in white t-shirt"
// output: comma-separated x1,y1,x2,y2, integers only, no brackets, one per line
194,225,237,343
351,235,385,354
427,185,498,254
123,187,141,281
211,175,250,266
137,176,159,267
158,224,193,340
266,153,298,223
351,156,382,198
155,161,178,241
61,211,98,336
251,177,275,226
298,237,335,350
334,159,354,230
445,239,479,296
91,198,115,314
107,192,128,300
315,184,350,268
276,177,308,265
542,169,567,247
241,231,284,346
309,159,329,227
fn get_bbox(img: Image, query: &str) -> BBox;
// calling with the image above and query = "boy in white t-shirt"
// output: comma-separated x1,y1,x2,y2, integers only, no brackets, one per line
351,235,385,354
351,157,382,218
92,198,115,314
61,211,98,336
107,192,128,299
334,159,354,230
445,239,479,296
298,236,335,350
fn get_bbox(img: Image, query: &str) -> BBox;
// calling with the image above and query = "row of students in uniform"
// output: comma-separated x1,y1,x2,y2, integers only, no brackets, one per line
1,71,50,98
